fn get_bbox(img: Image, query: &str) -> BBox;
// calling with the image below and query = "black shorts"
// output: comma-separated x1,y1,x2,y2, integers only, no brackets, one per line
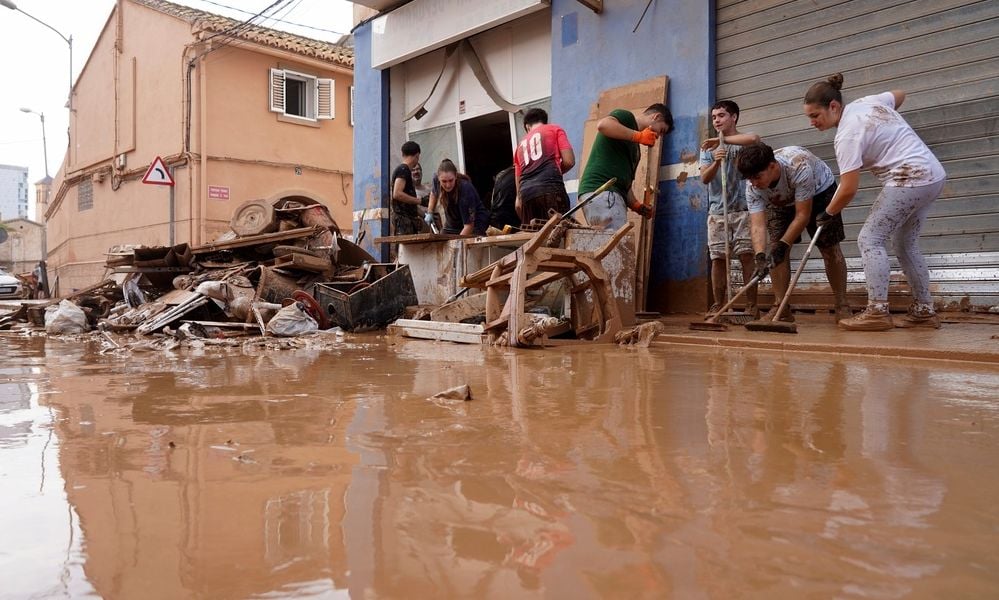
521,188,570,224
765,183,845,249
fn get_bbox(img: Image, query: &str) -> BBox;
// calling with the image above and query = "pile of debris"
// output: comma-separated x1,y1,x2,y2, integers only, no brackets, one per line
0,197,417,341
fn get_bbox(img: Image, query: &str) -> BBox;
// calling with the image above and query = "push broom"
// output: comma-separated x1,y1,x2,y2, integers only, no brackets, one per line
745,224,825,334
690,269,766,332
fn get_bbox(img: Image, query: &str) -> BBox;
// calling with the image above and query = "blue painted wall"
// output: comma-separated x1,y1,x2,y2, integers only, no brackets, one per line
551,0,712,311
352,23,391,261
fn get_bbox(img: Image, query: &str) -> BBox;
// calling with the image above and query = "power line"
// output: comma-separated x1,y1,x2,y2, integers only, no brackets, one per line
191,0,348,37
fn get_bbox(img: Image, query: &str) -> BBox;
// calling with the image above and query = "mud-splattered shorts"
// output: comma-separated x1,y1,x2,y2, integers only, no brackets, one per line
766,183,845,249
707,211,752,259
580,189,628,231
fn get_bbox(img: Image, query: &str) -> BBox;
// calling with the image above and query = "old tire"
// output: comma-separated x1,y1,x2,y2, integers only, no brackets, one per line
230,199,278,236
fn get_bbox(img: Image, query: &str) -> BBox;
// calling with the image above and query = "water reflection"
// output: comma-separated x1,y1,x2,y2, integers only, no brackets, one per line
0,335,998,598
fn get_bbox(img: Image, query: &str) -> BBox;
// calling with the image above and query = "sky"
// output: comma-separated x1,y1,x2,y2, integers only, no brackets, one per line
0,0,355,221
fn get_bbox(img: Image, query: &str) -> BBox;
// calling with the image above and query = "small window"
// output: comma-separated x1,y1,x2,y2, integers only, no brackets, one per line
269,68,334,121
78,179,93,212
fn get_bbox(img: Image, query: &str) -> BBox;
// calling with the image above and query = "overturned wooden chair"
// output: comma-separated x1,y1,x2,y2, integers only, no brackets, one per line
460,213,632,347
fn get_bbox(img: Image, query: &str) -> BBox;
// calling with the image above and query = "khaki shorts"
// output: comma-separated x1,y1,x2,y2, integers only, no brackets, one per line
707,211,752,259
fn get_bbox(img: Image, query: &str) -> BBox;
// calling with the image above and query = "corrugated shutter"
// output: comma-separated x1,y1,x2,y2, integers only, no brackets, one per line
269,68,286,113
317,78,335,120
716,0,999,310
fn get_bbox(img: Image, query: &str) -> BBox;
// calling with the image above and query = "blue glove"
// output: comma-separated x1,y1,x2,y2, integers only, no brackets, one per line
424,212,434,225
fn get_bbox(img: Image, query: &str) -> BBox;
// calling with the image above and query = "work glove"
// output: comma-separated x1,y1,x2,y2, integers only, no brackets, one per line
770,240,791,266
752,252,769,280
631,127,658,147
816,210,834,228
627,200,654,219
424,212,434,226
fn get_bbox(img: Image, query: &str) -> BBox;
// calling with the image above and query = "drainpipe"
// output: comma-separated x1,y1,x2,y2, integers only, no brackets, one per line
198,51,208,246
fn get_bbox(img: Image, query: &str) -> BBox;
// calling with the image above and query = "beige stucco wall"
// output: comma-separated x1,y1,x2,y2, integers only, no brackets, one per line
200,46,355,239
0,219,44,274
45,0,354,293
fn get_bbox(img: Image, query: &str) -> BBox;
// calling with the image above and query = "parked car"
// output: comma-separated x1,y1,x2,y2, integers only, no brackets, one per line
0,268,24,299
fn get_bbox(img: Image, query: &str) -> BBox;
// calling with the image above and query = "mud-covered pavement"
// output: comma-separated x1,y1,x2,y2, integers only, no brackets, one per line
2,333,998,599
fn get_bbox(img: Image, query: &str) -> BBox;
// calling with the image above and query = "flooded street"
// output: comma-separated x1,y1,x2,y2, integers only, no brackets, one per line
1,333,998,599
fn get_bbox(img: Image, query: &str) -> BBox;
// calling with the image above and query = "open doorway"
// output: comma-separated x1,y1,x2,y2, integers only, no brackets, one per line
460,111,513,209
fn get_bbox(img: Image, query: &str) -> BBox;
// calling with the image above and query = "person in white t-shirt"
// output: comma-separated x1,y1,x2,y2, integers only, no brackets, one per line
804,73,946,331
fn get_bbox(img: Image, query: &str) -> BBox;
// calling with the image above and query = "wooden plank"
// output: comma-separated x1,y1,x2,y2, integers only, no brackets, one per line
429,292,487,323
387,319,486,344
373,233,463,244
192,226,326,255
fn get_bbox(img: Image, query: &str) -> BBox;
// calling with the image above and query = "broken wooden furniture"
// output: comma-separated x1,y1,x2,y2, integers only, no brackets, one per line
460,214,632,347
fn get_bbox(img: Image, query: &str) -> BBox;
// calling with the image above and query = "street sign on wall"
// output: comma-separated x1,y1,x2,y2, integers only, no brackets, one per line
141,157,175,186
208,185,230,200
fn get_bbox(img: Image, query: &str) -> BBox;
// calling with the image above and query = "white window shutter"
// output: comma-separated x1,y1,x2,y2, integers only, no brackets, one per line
317,78,334,120
349,85,354,127
269,68,286,113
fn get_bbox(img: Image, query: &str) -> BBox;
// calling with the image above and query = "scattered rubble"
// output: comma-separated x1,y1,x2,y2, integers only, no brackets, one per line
0,197,412,348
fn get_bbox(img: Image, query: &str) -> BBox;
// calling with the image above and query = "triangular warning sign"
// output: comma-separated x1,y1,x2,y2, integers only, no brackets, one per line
142,156,175,186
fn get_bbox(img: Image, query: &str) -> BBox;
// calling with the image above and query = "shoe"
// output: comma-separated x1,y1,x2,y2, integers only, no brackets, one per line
835,304,853,322
895,304,941,329
838,305,893,331
705,303,721,318
744,304,761,319
762,305,794,323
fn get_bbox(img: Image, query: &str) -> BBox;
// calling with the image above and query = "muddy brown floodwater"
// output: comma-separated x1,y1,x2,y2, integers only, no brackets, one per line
1,333,998,599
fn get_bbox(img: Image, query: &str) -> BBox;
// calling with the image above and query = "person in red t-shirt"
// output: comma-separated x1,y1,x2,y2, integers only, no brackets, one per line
514,108,575,225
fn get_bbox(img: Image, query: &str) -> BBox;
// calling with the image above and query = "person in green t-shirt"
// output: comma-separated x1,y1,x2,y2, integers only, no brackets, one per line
579,103,673,230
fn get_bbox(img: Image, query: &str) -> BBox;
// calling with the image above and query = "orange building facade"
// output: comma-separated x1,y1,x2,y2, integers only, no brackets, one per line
45,0,354,294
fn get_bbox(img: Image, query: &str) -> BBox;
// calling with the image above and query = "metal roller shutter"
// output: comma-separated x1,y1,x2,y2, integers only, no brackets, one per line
716,0,999,311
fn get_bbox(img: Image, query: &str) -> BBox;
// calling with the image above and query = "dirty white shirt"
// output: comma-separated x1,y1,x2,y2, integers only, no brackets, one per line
835,92,945,187
746,146,835,214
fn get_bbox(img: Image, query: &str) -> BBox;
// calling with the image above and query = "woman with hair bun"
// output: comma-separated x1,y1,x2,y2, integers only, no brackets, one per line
804,73,946,331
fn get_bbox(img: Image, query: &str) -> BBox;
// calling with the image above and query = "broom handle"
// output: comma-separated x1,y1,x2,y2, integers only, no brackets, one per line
773,224,824,319
719,131,732,302
708,272,762,320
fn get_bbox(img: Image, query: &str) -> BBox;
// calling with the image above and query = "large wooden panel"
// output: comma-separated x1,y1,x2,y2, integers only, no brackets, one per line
716,0,999,309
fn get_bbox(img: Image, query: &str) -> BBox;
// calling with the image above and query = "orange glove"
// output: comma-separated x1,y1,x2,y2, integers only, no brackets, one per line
631,127,658,147
627,199,654,219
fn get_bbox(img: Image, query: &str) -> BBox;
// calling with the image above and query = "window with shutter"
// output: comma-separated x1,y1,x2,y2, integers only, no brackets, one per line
317,78,334,120
269,68,286,113
269,68,330,122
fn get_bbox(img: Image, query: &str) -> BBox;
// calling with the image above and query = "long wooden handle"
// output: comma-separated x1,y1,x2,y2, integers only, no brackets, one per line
773,224,824,319
706,272,762,322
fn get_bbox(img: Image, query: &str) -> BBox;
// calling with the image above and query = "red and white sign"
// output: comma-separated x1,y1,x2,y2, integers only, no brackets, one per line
141,156,175,186
208,185,230,200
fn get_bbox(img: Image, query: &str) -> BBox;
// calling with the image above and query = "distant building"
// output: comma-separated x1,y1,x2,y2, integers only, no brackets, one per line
0,164,29,220
0,218,44,274
46,0,355,292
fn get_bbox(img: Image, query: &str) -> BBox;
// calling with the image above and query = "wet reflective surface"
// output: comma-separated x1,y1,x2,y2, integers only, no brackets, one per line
1,333,998,599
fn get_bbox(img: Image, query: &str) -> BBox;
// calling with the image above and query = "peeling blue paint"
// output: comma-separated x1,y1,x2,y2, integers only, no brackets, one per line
352,23,391,261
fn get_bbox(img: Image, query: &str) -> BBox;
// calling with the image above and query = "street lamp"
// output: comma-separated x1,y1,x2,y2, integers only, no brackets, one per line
19,108,48,179
1,0,73,113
